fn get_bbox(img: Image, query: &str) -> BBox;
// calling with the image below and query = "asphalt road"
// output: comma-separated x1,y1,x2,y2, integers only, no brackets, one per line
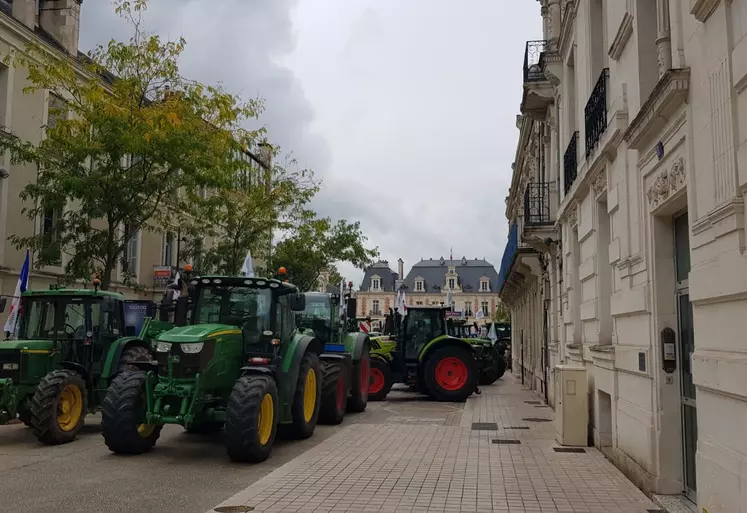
0,387,464,513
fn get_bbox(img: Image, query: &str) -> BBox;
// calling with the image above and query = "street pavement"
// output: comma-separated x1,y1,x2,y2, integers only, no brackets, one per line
208,376,660,513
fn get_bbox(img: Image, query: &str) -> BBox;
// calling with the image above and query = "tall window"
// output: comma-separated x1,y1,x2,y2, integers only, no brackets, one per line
481,301,489,316
464,301,473,316
192,239,203,271
122,224,140,277
47,94,67,131
448,278,455,289
162,232,174,266
41,204,62,265
371,277,381,291
372,299,380,315
480,279,490,292
415,279,424,291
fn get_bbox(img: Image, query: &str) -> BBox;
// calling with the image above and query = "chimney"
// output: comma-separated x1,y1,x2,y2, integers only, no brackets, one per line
12,0,36,28
397,258,404,280
39,0,82,56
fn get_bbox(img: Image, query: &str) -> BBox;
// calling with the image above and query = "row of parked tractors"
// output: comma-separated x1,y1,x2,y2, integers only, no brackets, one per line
0,268,509,464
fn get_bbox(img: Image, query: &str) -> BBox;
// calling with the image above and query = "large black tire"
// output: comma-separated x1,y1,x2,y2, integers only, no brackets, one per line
280,351,322,440
347,346,369,413
18,407,32,427
118,344,152,372
225,375,278,463
102,371,162,454
30,369,88,445
424,346,478,402
368,358,393,401
479,352,503,386
319,361,348,425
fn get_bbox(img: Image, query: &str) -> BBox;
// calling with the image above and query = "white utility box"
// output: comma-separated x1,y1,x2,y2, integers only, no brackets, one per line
554,365,588,447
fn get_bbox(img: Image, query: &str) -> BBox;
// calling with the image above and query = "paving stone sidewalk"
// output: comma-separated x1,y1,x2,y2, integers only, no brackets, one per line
207,375,658,513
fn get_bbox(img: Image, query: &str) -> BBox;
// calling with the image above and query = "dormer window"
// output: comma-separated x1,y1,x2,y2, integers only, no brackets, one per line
415,278,424,292
371,276,381,291
480,278,490,292
448,277,456,289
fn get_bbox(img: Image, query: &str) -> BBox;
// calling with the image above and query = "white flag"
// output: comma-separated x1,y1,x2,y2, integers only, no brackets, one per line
241,249,254,277
170,271,181,300
487,322,497,343
400,290,407,314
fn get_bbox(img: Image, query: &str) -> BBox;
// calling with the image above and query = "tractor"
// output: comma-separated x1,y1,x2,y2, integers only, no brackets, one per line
447,318,507,385
101,272,327,463
295,291,370,425
0,283,171,445
366,306,486,402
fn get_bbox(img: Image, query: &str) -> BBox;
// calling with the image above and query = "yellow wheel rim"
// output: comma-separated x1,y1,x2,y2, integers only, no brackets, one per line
303,368,317,423
257,393,274,445
57,384,83,432
137,423,155,438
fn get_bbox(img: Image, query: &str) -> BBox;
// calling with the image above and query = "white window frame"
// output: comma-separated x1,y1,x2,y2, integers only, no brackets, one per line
415,279,424,291
480,279,490,292
448,277,455,289
481,301,489,316
372,299,380,314
371,276,381,291
162,231,175,266
122,225,141,278
464,301,473,316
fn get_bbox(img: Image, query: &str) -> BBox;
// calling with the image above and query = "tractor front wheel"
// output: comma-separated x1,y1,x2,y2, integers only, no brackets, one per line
368,358,393,401
424,346,478,402
225,375,279,463
118,345,152,372
281,351,322,439
347,346,370,413
102,371,162,454
319,361,348,425
30,369,88,445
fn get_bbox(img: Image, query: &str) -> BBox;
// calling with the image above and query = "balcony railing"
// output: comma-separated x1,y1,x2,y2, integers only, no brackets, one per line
369,310,382,316
564,131,578,194
584,68,609,158
524,182,552,226
497,222,519,294
523,40,547,82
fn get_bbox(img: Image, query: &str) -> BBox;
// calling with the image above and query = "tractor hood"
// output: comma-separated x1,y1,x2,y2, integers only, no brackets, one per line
156,324,241,343
0,339,54,352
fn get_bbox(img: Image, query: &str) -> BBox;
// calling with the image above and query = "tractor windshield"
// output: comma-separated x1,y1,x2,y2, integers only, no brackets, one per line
19,297,89,340
299,296,331,321
193,285,273,334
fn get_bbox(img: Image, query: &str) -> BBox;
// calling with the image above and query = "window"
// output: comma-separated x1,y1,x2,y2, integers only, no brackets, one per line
415,279,424,292
464,301,473,316
371,277,381,291
122,224,140,276
481,301,489,316
192,239,203,271
372,300,380,315
41,204,62,265
47,94,67,131
448,278,455,289
163,232,174,266
416,301,424,306
480,279,490,292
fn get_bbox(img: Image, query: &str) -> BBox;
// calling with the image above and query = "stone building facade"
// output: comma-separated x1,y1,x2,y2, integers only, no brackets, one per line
498,0,747,510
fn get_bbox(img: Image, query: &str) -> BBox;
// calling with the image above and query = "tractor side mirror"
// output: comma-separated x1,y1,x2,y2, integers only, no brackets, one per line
174,296,189,326
0,297,6,313
290,293,306,312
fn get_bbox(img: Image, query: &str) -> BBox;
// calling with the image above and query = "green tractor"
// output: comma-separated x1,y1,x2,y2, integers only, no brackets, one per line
101,273,328,463
0,285,171,445
366,306,488,402
447,318,507,385
295,291,371,424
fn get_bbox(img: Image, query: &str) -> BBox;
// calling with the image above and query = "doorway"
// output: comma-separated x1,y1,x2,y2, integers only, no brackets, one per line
674,212,696,500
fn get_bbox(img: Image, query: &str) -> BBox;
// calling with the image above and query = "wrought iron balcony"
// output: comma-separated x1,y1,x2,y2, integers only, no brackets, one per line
524,182,552,226
584,68,609,158
497,222,518,294
564,131,578,194
523,40,547,82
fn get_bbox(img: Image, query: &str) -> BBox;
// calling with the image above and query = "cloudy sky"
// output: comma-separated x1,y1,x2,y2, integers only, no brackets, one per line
80,0,541,285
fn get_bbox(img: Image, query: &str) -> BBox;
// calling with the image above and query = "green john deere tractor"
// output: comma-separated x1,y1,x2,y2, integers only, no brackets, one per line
295,291,370,425
366,306,488,402
101,273,327,463
447,318,507,385
0,285,171,445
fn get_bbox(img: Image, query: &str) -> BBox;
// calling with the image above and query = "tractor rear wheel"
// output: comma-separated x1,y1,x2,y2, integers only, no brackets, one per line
118,345,152,372
281,351,322,439
479,351,503,386
319,361,348,425
102,371,162,454
225,375,278,463
18,408,32,427
368,358,393,401
347,346,369,413
30,369,88,445
424,346,478,402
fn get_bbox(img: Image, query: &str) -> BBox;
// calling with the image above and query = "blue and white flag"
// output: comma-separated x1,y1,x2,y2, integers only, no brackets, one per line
241,249,254,277
4,250,30,338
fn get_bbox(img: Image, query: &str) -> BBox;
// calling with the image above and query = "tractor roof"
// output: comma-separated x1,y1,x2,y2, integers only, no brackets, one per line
189,275,299,294
22,288,124,300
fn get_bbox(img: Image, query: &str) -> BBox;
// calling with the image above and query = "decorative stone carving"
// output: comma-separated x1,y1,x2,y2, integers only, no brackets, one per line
591,169,607,196
565,200,578,227
646,157,686,209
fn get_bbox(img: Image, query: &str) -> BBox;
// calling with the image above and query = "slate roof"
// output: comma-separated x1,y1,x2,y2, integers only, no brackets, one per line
402,257,498,294
358,261,399,292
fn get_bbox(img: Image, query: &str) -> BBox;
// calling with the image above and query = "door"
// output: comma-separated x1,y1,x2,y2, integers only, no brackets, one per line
674,212,697,500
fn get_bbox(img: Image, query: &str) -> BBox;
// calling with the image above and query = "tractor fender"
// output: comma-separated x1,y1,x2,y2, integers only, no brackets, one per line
60,361,90,383
418,335,476,365
370,352,391,365
100,337,151,380
282,333,323,392
348,332,370,362
239,366,276,379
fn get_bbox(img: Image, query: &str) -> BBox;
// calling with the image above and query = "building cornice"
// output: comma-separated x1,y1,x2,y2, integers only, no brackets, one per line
558,0,578,58
608,12,633,61
691,0,721,23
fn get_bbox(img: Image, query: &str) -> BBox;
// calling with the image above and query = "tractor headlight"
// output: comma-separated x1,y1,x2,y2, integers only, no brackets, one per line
156,341,172,353
2,363,19,370
181,342,204,354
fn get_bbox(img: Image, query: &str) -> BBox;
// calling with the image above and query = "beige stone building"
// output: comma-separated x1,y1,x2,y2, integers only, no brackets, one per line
499,0,747,510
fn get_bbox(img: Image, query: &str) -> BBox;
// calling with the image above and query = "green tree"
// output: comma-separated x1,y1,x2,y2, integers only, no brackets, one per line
492,302,510,323
326,265,345,290
1,0,263,289
263,217,378,291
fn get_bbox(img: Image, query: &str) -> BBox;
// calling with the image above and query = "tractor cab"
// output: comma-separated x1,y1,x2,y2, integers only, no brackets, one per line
397,307,449,361
296,292,336,346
